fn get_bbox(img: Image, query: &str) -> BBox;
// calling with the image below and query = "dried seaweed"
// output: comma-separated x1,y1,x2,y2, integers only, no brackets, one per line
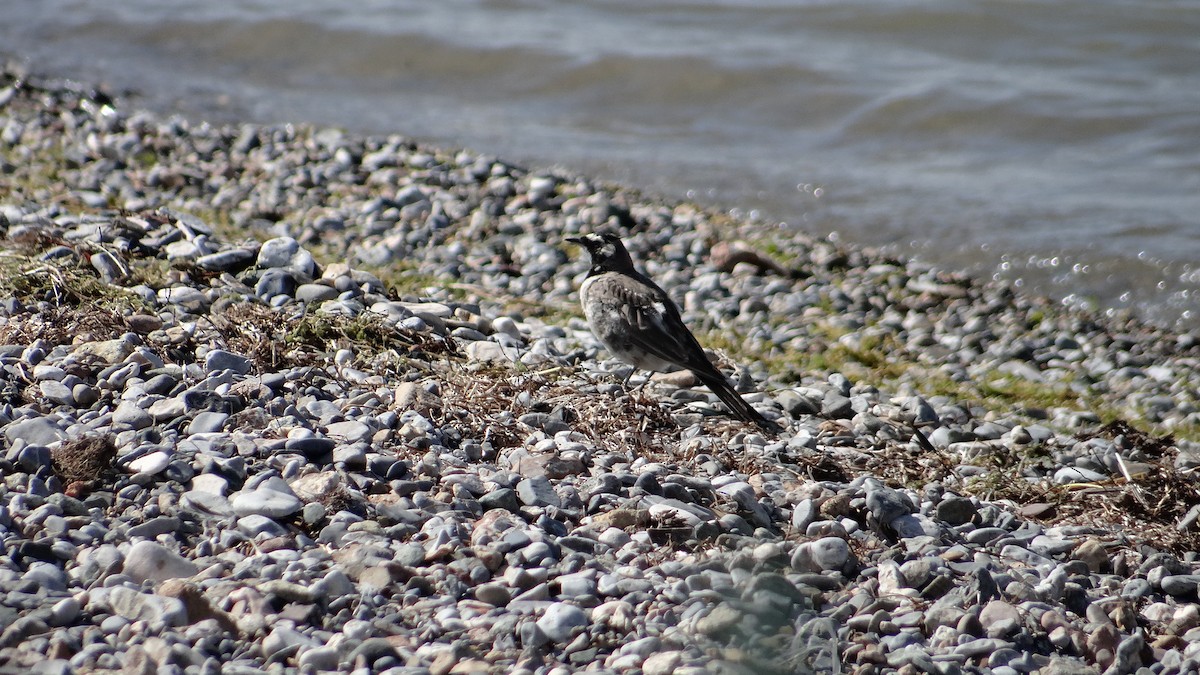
51,434,118,497
208,301,456,372
953,420,1200,555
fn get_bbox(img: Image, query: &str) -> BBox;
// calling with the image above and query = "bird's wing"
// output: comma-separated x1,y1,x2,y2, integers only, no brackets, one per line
607,273,718,375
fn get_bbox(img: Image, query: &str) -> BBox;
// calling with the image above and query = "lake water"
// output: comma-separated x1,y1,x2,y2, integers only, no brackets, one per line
4,0,1199,327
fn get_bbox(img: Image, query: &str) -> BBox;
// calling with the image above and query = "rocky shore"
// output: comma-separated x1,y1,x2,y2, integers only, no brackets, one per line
1,64,1199,675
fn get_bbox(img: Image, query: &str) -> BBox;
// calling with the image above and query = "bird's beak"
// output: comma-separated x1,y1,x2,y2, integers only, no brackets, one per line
565,236,584,245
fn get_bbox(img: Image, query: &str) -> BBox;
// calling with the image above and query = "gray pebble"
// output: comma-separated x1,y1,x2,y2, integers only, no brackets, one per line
792,536,853,573
1160,575,1200,597
126,516,182,540
296,283,339,304
936,496,978,525
480,488,522,513
237,514,289,537
195,248,256,272
148,396,188,421
695,604,742,636
516,477,560,508
123,541,199,583
16,444,52,474
88,586,187,627
5,417,68,446
262,625,320,661
39,380,75,406
476,582,512,606
49,596,81,627
113,400,153,430
296,646,340,671
189,411,229,434
285,436,336,457
536,602,588,643
205,349,253,375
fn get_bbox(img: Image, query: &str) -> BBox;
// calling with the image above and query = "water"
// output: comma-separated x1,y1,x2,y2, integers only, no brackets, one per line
4,0,1200,327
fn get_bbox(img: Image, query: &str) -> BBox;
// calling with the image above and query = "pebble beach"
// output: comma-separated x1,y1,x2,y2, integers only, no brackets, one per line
1,63,1199,675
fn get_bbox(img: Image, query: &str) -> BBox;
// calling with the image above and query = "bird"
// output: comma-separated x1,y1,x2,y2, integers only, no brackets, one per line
567,232,780,433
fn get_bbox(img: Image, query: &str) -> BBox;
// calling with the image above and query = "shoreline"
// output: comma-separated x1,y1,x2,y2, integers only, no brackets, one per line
2,63,1199,674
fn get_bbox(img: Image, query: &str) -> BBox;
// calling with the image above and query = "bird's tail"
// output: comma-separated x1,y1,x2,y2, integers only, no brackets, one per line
694,370,781,434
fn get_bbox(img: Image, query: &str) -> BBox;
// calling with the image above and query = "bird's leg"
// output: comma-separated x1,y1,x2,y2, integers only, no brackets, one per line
620,367,636,390
620,368,649,397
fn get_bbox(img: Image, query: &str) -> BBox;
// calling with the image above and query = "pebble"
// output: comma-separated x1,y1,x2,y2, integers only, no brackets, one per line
123,541,200,583
536,603,588,642
189,412,229,434
112,401,153,430
15,444,51,474
205,349,252,375
39,380,75,406
6,417,67,446
866,485,913,522
792,536,853,573
936,496,978,526
695,604,742,636
481,488,522,513
297,646,340,671
127,451,171,475
49,596,81,626
262,626,320,661
516,477,560,508
1161,575,1200,597
87,587,187,627
475,583,512,607
230,487,303,519
642,651,683,675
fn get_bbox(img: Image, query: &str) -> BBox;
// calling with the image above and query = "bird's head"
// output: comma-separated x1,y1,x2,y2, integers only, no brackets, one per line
567,232,633,270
